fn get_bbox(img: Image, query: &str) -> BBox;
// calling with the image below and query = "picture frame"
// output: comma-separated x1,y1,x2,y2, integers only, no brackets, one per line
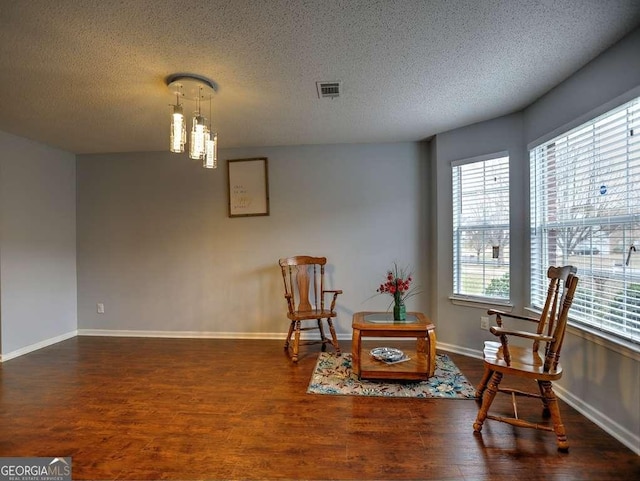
227,157,270,217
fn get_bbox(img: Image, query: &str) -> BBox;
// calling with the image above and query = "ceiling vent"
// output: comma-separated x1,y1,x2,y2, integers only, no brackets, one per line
316,81,341,99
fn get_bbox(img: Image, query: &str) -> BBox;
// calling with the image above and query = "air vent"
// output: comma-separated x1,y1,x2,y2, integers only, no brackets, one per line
316,81,341,99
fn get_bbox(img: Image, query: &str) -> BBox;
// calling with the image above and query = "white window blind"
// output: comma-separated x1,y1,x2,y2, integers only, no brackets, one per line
452,155,510,300
530,96,640,344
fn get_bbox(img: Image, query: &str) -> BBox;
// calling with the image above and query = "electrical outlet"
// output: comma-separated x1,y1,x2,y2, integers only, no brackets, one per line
480,316,489,330
97,303,105,314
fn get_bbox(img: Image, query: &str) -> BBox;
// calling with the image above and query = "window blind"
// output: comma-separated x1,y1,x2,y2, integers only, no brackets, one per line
530,96,640,343
452,155,510,299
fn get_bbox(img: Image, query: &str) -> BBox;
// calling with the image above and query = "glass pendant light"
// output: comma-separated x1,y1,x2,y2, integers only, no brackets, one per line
190,113,207,160
190,91,208,160
204,131,217,169
170,100,185,153
166,74,219,165
203,95,218,169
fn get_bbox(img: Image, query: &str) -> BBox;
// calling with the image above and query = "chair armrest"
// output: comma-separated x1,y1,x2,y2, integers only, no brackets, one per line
489,325,554,366
487,309,540,323
489,326,554,343
322,290,342,312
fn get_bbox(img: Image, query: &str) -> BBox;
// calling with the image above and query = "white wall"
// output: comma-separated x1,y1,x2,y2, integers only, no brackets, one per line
76,142,430,336
0,130,77,358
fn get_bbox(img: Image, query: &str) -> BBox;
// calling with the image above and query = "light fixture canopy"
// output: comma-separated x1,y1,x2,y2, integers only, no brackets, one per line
166,73,219,168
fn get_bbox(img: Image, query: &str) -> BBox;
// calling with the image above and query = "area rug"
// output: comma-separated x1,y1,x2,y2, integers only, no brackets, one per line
307,352,477,399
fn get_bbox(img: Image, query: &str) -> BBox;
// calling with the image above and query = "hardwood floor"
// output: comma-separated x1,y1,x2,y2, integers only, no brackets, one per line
0,337,638,480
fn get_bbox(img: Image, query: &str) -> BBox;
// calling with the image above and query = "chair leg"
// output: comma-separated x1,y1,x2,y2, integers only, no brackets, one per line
326,318,341,355
537,380,551,417
473,371,503,433
317,318,327,351
540,381,569,452
284,321,295,351
291,321,301,363
476,367,493,400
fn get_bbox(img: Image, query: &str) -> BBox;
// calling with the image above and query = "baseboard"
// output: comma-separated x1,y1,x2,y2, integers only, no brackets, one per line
78,329,284,339
0,329,350,361
0,330,78,363
77,329,353,340
436,341,483,359
554,384,640,455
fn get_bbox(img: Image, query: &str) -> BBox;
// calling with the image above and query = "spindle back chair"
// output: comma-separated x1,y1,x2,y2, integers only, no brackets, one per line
473,265,579,451
279,256,342,362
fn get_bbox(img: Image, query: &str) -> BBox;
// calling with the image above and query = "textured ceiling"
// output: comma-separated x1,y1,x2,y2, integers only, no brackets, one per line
0,0,639,154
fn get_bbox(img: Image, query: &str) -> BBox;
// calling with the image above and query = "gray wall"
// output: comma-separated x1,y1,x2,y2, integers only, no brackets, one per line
76,142,430,336
429,27,640,451
525,27,640,146
0,131,77,357
431,112,527,350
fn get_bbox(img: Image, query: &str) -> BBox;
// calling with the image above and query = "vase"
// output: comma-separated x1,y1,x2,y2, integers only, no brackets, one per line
393,298,406,321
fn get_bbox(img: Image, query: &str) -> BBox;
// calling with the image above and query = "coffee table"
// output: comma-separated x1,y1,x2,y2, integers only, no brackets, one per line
351,311,436,381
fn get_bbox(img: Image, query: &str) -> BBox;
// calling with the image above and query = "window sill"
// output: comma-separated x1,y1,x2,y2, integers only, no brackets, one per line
449,295,513,311
524,307,640,361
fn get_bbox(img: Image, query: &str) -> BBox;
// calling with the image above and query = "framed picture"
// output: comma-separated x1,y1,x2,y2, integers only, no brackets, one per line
227,157,270,217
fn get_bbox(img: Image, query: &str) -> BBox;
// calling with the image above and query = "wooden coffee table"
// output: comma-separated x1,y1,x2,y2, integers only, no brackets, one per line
351,311,436,381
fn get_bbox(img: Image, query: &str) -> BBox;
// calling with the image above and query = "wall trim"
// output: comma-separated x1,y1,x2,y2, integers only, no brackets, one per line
77,329,353,341
0,330,78,363
78,329,283,339
437,341,483,360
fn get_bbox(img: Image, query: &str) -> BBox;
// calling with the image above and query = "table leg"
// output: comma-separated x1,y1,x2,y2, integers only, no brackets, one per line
426,326,436,377
351,328,362,377
416,336,428,378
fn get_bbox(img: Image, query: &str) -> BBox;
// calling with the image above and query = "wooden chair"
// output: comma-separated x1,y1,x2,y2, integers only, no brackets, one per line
473,265,579,451
278,256,342,362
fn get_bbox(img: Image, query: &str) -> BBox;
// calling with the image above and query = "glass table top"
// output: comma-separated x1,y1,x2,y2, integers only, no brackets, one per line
363,312,419,324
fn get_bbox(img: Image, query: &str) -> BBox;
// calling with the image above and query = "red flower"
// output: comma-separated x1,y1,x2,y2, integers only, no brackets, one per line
374,264,419,304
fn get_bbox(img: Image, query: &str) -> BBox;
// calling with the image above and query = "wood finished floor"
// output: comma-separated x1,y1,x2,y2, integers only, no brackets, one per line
0,337,638,480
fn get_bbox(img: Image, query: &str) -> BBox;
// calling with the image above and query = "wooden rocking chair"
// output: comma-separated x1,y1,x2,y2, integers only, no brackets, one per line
278,256,342,362
473,265,579,451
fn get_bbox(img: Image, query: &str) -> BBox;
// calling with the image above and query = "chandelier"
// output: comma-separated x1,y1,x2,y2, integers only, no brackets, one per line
166,73,218,169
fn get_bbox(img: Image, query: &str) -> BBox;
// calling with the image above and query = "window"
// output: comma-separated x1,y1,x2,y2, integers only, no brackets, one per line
452,154,510,300
530,96,640,344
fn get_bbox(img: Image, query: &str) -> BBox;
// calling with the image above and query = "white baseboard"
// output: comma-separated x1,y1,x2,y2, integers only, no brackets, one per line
436,341,483,359
78,329,284,339
77,329,353,340
0,330,77,363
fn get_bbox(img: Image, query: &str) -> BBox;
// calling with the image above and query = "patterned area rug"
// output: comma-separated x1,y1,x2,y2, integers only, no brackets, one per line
307,352,477,399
